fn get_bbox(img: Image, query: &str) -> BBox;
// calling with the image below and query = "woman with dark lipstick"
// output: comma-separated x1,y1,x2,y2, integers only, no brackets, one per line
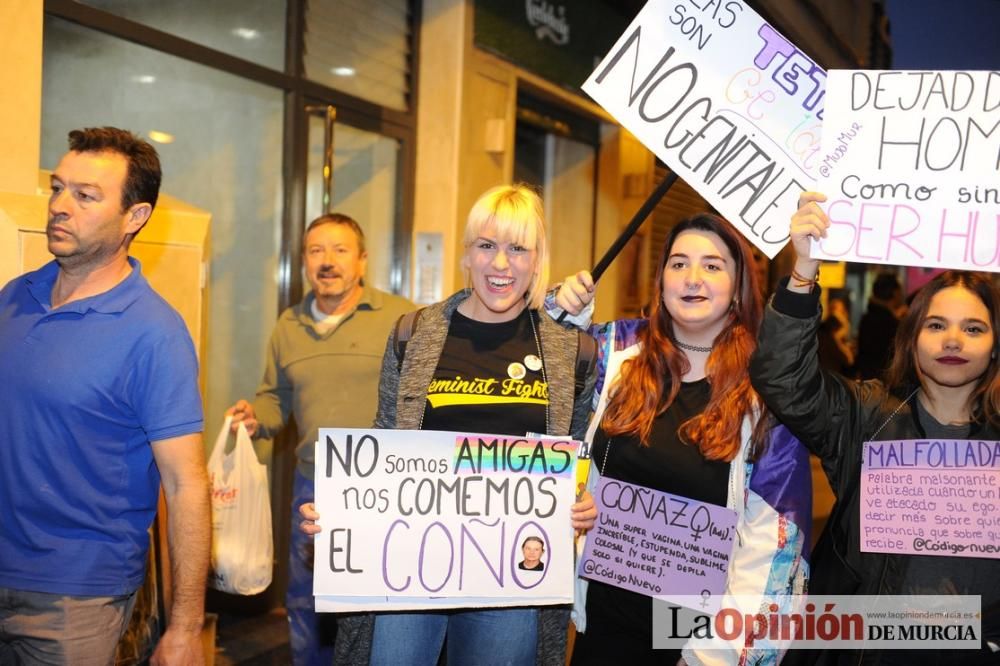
750,191,1000,665
555,213,812,666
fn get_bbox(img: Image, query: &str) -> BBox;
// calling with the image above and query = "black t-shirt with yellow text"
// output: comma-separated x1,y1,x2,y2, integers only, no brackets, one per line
421,309,548,436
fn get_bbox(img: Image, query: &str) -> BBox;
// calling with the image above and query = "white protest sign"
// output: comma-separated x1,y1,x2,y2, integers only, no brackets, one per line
583,0,824,258
814,70,1000,271
313,428,580,611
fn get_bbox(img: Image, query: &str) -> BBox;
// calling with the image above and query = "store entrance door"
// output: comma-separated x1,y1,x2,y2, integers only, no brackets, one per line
304,104,406,295
514,93,600,283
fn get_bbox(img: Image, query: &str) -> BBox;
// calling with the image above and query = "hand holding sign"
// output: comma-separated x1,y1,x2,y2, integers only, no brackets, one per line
571,490,598,532
787,191,829,292
791,191,830,259
299,502,320,535
555,271,596,316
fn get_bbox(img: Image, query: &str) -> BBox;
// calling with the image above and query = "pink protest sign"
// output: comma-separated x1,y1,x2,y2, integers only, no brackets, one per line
860,439,1000,558
579,476,737,611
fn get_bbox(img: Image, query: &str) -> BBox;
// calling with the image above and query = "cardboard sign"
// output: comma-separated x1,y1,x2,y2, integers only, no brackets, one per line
312,429,580,611
860,439,1000,558
582,0,824,258
580,476,737,611
814,70,1000,272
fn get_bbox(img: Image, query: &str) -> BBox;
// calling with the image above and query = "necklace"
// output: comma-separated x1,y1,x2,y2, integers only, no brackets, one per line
672,338,713,354
867,387,920,444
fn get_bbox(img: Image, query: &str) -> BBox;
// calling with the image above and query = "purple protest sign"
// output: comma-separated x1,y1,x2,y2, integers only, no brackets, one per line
580,476,737,611
861,439,1000,559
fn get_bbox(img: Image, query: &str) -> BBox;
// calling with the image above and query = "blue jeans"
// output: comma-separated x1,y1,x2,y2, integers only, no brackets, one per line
370,607,538,666
0,586,137,665
287,471,336,666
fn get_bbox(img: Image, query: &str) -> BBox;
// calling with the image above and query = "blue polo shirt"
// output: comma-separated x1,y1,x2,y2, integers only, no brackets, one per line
0,259,203,596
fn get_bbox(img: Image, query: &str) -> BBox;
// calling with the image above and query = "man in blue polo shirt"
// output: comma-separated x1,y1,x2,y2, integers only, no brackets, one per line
0,127,208,664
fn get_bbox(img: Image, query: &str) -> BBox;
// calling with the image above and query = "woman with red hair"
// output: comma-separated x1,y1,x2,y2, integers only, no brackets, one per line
556,213,812,665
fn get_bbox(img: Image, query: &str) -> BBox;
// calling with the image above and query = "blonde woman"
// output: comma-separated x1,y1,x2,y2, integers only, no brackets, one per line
302,184,597,665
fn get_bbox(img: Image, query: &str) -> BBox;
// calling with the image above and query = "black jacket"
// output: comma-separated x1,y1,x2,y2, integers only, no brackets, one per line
750,282,1000,666
855,301,899,380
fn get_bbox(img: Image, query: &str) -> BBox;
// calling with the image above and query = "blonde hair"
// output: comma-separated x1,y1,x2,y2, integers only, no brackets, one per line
463,184,550,309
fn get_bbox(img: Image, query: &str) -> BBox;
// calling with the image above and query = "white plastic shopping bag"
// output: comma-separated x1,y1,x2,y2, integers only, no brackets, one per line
208,415,273,594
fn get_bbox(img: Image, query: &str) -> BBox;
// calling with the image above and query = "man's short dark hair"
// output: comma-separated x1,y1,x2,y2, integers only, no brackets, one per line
872,272,902,301
304,213,366,255
68,127,162,212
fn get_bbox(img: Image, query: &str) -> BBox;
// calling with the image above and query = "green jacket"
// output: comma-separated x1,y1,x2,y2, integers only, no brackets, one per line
252,286,415,478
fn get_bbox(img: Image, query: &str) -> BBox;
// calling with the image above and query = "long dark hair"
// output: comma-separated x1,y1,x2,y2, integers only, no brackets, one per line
885,271,1000,426
600,214,767,461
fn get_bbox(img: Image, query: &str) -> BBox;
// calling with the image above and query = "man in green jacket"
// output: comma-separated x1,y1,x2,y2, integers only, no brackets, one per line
228,213,413,665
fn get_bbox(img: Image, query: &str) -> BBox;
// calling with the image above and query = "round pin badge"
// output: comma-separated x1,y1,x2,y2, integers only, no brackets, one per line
508,362,526,380
524,354,542,371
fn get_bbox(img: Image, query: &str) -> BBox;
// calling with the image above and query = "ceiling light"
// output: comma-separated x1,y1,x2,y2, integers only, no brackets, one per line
148,130,175,144
232,27,260,40
331,66,356,77
131,75,156,84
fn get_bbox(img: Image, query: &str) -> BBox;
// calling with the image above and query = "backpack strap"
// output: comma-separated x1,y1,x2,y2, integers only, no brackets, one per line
574,330,597,399
393,308,423,371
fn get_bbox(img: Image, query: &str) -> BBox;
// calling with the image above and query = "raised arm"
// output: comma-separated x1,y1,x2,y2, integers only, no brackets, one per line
749,193,878,466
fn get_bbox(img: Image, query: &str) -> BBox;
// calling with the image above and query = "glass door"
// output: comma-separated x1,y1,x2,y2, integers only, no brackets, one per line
513,94,599,284
305,105,404,294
